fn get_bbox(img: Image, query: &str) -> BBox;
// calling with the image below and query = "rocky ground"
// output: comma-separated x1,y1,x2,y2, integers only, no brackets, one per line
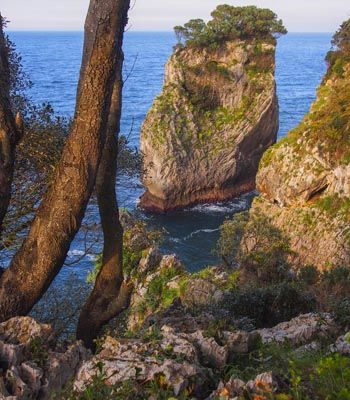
2,211,348,399
0,311,348,399
1,224,349,400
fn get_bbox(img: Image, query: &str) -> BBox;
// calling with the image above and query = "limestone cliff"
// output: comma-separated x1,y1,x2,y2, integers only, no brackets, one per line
248,46,350,269
140,39,279,212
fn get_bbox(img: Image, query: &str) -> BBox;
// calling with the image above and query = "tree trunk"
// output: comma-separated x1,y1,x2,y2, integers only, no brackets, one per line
76,17,132,349
0,0,130,322
0,16,22,234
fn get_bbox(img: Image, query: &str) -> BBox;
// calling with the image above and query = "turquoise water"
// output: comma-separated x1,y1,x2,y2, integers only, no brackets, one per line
8,31,332,275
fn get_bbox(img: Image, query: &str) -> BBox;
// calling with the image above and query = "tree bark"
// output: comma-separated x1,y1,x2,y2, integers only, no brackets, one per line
0,16,22,234
76,9,133,349
0,0,130,322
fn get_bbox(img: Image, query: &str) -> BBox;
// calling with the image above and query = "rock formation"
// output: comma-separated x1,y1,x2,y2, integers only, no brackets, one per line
140,38,279,212
247,44,350,269
0,312,345,399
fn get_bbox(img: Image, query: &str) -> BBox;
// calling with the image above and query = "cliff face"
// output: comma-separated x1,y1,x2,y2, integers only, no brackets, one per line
140,40,279,212
249,55,350,269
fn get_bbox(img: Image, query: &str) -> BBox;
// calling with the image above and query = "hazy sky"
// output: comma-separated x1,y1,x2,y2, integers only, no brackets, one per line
1,0,349,33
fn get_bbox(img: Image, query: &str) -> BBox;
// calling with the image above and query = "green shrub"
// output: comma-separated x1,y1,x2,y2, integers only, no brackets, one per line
331,17,350,53
221,282,316,328
215,212,249,267
323,265,350,286
298,265,320,285
331,298,350,329
174,5,287,49
29,337,48,369
313,354,350,398
216,210,293,285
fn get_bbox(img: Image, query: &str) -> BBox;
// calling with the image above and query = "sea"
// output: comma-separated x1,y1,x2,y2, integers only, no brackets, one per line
8,31,332,286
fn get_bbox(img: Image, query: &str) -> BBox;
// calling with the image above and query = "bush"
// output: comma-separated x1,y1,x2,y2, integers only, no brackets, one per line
216,211,293,285
297,265,320,285
174,5,287,49
331,298,350,329
221,282,316,328
323,265,350,286
332,17,350,53
215,212,249,268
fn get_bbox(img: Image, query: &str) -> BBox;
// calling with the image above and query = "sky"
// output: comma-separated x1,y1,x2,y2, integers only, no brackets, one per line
1,0,349,33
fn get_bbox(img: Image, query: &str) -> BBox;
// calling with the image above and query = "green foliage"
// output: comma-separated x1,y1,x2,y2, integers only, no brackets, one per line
137,265,185,314
123,246,143,277
260,18,350,177
314,195,350,218
323,265,350,286
297,265,320,285
193,266,240,290
216,210,293,285
86,255,102,284
29,337,48,369
222,282,316,328
220,337,350,399
315,355,350,398
331,298,350,329
87,220,163,284
332,17,350,53
174,5,287,49
215,212,249,267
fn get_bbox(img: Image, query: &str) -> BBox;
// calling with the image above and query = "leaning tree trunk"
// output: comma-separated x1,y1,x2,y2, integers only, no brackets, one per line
76,0,132,349
76,77,133,349
0,0,130,322
0,16,23,235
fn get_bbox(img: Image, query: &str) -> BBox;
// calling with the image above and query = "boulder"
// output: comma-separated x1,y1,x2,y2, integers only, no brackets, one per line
0,317,53,369
182,278,225,308
330,334,350,355
256,313,337,346
208,371,278,399
74,334,211,397
0,317,90,400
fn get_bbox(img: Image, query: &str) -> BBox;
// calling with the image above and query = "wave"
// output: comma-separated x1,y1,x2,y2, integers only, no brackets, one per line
183,228,220,240
189,191,257,214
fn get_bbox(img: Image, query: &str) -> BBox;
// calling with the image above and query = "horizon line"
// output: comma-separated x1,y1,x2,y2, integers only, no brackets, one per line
6,29,333,34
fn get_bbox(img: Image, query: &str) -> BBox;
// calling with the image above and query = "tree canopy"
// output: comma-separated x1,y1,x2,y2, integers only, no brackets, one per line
174,5,287,48
332,18,350,53
326,17,350,76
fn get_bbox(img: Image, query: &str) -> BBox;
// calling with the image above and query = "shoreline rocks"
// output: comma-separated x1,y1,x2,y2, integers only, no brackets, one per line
246,58,350,269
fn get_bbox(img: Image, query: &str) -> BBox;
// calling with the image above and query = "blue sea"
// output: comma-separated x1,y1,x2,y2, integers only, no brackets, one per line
8,31,332,279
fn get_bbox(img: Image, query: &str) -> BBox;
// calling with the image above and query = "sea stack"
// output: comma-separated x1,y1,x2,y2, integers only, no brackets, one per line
246,19,350,269
140,6,286,212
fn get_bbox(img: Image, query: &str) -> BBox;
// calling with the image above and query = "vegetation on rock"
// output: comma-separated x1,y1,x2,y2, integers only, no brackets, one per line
141,5,280,212
251,17,350,269
174,5,287,49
